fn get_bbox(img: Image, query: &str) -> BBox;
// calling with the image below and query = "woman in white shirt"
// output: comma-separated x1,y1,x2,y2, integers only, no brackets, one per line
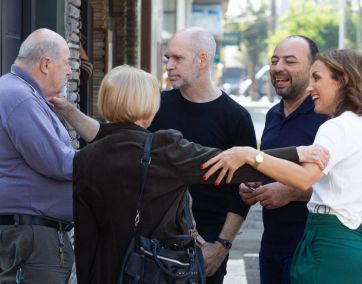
202,49,362,284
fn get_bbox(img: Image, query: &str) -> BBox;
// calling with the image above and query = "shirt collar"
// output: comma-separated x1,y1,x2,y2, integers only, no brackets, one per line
10,64,44,98
274,95,315,118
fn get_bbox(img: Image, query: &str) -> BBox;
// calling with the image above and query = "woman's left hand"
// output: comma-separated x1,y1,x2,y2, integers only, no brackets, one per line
297,144,330,170
201,147,251,185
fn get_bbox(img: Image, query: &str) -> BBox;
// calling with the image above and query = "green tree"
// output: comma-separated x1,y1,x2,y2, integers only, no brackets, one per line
224,0,269,100
242,5,269,100
267,1,357,56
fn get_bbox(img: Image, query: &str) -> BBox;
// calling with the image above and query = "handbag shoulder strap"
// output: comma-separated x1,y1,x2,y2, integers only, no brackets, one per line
134,132,153,230
134,133,194,234
183,193,195,229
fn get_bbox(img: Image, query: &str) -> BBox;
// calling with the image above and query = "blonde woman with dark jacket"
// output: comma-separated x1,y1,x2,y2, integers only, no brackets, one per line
72,65,324,284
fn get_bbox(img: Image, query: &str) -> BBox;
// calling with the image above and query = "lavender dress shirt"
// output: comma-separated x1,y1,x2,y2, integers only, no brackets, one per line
0,64,75,222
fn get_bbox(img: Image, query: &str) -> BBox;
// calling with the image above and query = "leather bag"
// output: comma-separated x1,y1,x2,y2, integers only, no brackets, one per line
118,133,205,284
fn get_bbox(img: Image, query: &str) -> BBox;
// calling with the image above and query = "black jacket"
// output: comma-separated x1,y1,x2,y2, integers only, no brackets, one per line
73,122,298,284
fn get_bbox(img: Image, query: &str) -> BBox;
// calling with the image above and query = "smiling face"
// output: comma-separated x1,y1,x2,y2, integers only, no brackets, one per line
270,37,312,101
308,60,341,115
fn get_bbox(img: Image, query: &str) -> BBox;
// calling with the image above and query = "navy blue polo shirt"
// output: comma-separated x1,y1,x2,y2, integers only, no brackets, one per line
260,96,328,252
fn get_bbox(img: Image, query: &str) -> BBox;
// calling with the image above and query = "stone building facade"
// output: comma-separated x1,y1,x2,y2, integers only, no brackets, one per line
62,0,145,146
1,0,231,147
64,0,82,146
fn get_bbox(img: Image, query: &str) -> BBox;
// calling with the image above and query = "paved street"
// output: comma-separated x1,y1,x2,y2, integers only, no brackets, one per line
224,95,276,284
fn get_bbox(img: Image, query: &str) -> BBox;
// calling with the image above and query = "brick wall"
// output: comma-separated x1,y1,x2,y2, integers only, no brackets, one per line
110,0,139,67
61,0,141,147
89,0,106,119
63,0,141,131
88,0,140,118
64,0,82,148
112,0,126,65
124,0,139,66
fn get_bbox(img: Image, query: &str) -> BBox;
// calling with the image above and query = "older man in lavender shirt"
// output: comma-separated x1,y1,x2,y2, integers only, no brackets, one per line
0,29,74,283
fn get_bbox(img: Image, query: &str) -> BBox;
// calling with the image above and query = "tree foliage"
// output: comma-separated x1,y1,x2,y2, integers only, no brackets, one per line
224,0,269,65
267,1,357,56
223,0,358,100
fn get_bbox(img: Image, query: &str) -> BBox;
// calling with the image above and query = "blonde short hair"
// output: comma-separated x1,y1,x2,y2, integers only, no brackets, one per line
97,65,160,123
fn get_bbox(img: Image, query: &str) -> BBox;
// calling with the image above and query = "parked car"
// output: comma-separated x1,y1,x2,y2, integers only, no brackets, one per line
221,67,248,95
255,65,270,98
240,65,275,100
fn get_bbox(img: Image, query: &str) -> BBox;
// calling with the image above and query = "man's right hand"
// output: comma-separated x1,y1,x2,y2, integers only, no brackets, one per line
201,242,228,277
239,183,261,205
240,182,312,209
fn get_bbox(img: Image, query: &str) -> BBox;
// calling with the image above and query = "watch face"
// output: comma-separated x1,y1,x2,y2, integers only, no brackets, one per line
224,240,232,249
256,152,264,163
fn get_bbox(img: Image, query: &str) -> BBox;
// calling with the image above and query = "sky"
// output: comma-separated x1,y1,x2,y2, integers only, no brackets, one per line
226,0,245,17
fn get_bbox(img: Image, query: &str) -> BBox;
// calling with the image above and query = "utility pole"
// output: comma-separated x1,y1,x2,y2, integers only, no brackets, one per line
339,0,346,48
357,0,362,49
267,0,276,103
270,0,276,31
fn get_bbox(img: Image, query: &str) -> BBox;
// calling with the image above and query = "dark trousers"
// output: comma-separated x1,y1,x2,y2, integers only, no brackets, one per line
0,225,73,284
259,249,294,284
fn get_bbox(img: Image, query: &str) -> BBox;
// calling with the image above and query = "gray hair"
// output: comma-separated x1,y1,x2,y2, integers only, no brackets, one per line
16,39,61,66
178,27,216,65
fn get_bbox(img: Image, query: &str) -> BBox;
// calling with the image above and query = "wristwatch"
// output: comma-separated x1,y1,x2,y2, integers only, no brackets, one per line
216,237,232,249
255,151,264,165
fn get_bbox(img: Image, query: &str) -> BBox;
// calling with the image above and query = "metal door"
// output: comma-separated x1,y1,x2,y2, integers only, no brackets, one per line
0,0,22,75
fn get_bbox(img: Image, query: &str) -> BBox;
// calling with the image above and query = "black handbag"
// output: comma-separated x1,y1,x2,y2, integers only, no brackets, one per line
118,133,205,284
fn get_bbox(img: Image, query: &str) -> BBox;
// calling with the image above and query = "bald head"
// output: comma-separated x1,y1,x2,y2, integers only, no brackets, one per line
14,29,72,99
278,35,319,64
16,28,67,66
172,27,216,65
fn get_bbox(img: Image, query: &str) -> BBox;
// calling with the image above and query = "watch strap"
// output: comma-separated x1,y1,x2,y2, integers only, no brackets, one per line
216,237,232,249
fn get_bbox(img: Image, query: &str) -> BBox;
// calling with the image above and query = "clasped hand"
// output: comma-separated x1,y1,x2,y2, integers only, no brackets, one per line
201,145,329,185
201,146,252,185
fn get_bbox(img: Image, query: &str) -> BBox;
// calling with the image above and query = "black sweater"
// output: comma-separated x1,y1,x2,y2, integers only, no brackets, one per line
149,89,257,236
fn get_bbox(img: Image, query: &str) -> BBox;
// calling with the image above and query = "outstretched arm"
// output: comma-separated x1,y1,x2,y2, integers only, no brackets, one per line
202,145,329,190
49,97,100,142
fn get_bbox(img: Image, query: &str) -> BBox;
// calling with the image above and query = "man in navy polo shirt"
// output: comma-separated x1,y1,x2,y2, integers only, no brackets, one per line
239,35,328,284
